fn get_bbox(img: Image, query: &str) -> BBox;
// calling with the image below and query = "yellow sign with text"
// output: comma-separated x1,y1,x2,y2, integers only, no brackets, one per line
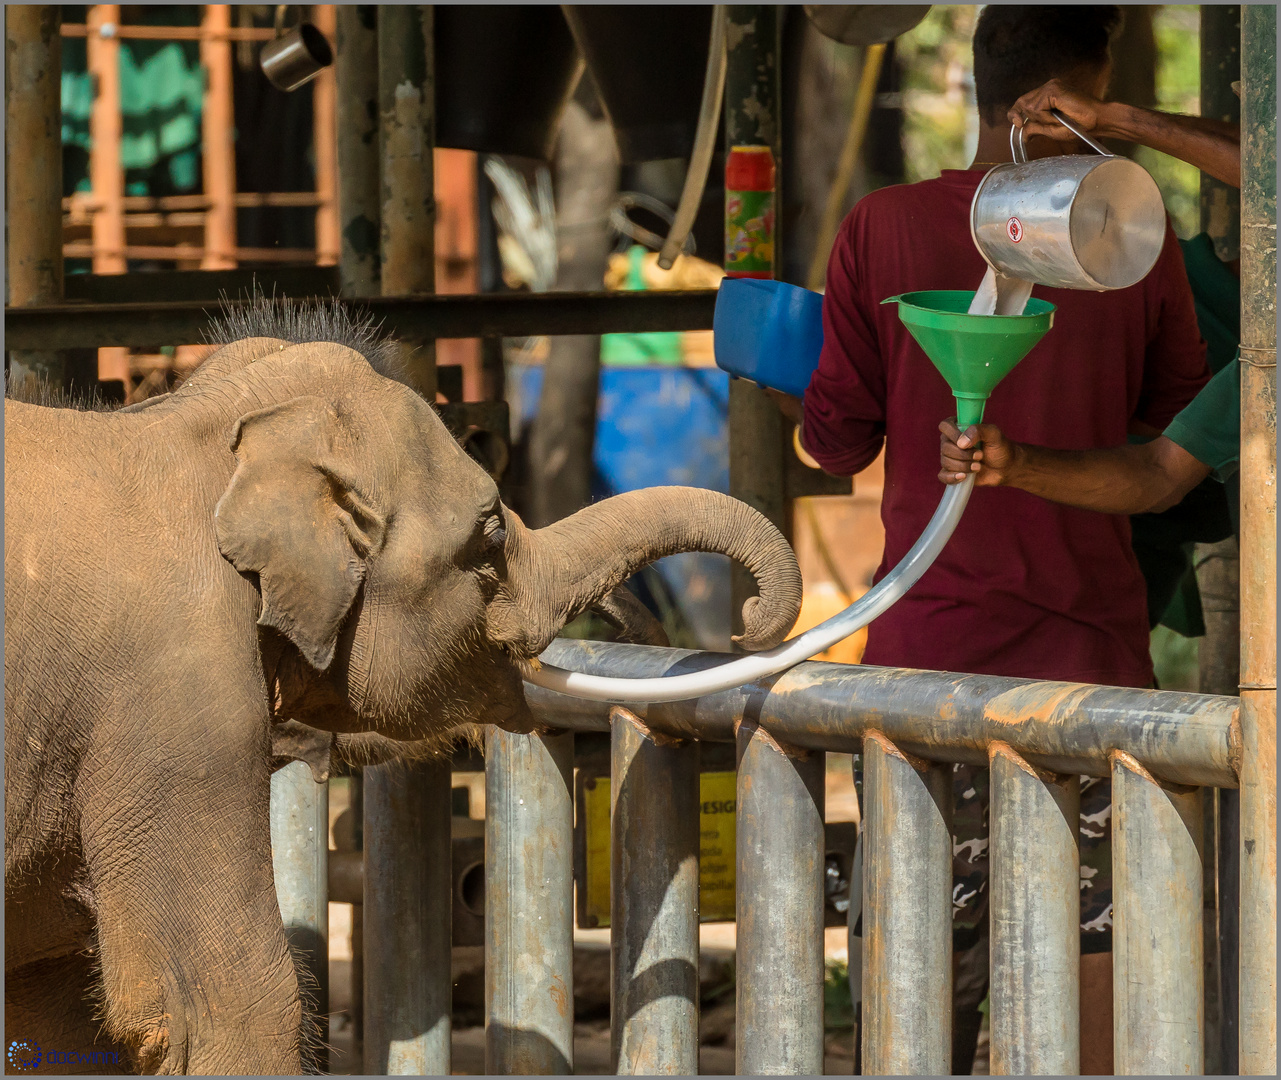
581,771,737,927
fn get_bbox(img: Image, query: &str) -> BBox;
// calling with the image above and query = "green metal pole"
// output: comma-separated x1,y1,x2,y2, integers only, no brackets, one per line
1238,4,1276,1074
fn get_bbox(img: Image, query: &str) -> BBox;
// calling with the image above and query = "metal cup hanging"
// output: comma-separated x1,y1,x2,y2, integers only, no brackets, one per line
260,5,333,92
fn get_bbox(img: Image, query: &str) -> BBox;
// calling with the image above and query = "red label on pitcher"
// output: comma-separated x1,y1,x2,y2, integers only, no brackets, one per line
1007,217,1024,243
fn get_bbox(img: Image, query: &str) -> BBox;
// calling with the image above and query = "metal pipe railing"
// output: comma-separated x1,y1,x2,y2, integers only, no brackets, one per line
860,733,952,1074
609,709,700,1074
484,729,575,1075
734,719,826,1075
528,640,1241,788
1113,751,1206,1073
988,744,1079,1074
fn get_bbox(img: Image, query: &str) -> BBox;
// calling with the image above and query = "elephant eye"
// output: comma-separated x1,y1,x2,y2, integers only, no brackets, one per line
481,513,506,551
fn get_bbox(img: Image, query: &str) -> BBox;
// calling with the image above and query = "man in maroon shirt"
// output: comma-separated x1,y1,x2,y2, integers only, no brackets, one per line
770,7,1208,1073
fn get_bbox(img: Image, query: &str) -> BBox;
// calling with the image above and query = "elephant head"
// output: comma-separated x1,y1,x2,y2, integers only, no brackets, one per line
207,302,801,744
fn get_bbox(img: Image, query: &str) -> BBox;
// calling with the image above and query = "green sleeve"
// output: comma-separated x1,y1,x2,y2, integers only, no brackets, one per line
1164,356,1241,479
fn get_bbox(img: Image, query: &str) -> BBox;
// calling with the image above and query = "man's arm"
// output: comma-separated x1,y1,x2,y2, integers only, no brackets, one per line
1009,79,1240,189
938,420,1213,515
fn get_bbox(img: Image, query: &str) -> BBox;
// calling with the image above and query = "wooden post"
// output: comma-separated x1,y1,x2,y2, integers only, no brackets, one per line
5,4,66,385
312,5,339,266
200,3,236,270
726,6,788,637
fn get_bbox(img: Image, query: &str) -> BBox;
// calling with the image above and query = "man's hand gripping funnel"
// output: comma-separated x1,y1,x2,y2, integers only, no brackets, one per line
523,287,1055,705
883,290,1055,428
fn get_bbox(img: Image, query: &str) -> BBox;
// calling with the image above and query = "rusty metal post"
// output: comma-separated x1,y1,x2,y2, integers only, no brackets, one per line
1238,6,1277,1073
726,5,789,633
484,728,575,1075
200,3,237,270
989,743,1080,1076
860,732,952,1075
736,719,825,1075
363,759,452,1075
378,3,435,396
1112,751,1204,1074
336,4,380,296
610,708,700,1075
6,5,65,385
270,761,330,1072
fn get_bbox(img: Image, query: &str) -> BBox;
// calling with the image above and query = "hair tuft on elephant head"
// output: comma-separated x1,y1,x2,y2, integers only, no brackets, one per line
5,299,801,1074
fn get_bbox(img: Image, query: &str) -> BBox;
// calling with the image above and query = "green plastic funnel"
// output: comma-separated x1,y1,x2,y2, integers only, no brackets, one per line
882,290,1056,427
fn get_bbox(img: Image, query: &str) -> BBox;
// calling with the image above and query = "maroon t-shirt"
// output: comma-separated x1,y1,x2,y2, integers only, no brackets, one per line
802,168,1209,687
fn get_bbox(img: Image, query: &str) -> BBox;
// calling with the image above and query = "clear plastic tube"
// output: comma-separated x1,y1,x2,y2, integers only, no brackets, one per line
526,475,975,703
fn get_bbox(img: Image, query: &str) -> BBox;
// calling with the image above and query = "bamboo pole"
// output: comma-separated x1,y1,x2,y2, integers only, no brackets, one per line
200,4,237,270
87,5,125,274
312,5,339,266
1237,6,1276,1073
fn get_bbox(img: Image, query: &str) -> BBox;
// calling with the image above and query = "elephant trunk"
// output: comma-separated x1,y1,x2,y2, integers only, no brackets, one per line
491,487,802,658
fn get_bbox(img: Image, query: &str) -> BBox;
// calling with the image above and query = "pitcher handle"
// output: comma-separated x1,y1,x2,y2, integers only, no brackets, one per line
1009,122,1029,164
1049,108,1113,157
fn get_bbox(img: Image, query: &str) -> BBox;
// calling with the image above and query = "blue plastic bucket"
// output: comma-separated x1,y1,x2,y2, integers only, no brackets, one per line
712,278,825,398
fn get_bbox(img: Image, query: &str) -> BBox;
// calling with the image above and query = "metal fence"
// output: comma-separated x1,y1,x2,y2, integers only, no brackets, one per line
282,636,1261,1075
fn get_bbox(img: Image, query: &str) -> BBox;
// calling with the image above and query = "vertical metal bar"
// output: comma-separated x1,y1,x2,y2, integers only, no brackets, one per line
988,743,1080,1076
484,728,575,1075
336,4,380,296
311,5,340,266
5,4,65,385
378,3,436,396
1112,751,1204,1074
860,732,951,1076
270,761,330,1073
1239,6,1277,1074
1218,785,1241,1075
363,759,452,1075
736,718,825,1075
1197,18,1243,1059
726,5,788,635
610,709,700,1075
200,3,237,270
364,15,446,1072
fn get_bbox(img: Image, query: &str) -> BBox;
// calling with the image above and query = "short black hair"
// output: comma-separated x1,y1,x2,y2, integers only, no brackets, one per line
972,6,1123,125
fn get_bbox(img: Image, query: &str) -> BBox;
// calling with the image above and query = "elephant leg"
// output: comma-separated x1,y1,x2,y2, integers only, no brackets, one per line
5,952,130,1074
81,742,305,1075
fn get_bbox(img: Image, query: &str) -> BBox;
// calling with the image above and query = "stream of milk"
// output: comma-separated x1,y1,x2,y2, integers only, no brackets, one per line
968,265,1033,316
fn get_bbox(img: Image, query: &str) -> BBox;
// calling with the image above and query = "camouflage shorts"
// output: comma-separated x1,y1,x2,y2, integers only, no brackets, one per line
852,760,1113,945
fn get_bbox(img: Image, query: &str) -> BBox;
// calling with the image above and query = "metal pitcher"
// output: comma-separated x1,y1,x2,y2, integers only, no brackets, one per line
260,5,332,93
970,112,1166,291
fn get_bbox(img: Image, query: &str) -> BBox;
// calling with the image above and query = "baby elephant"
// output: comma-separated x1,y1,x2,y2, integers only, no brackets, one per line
4,300,801,1074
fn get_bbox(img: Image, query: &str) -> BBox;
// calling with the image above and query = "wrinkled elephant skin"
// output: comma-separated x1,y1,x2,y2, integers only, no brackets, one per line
4,315,801,1074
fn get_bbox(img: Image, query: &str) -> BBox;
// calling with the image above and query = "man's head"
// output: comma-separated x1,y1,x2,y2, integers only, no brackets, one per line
973,6,1122,127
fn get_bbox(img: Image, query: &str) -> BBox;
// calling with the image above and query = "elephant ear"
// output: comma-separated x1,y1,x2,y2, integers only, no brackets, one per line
215,396,386,671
